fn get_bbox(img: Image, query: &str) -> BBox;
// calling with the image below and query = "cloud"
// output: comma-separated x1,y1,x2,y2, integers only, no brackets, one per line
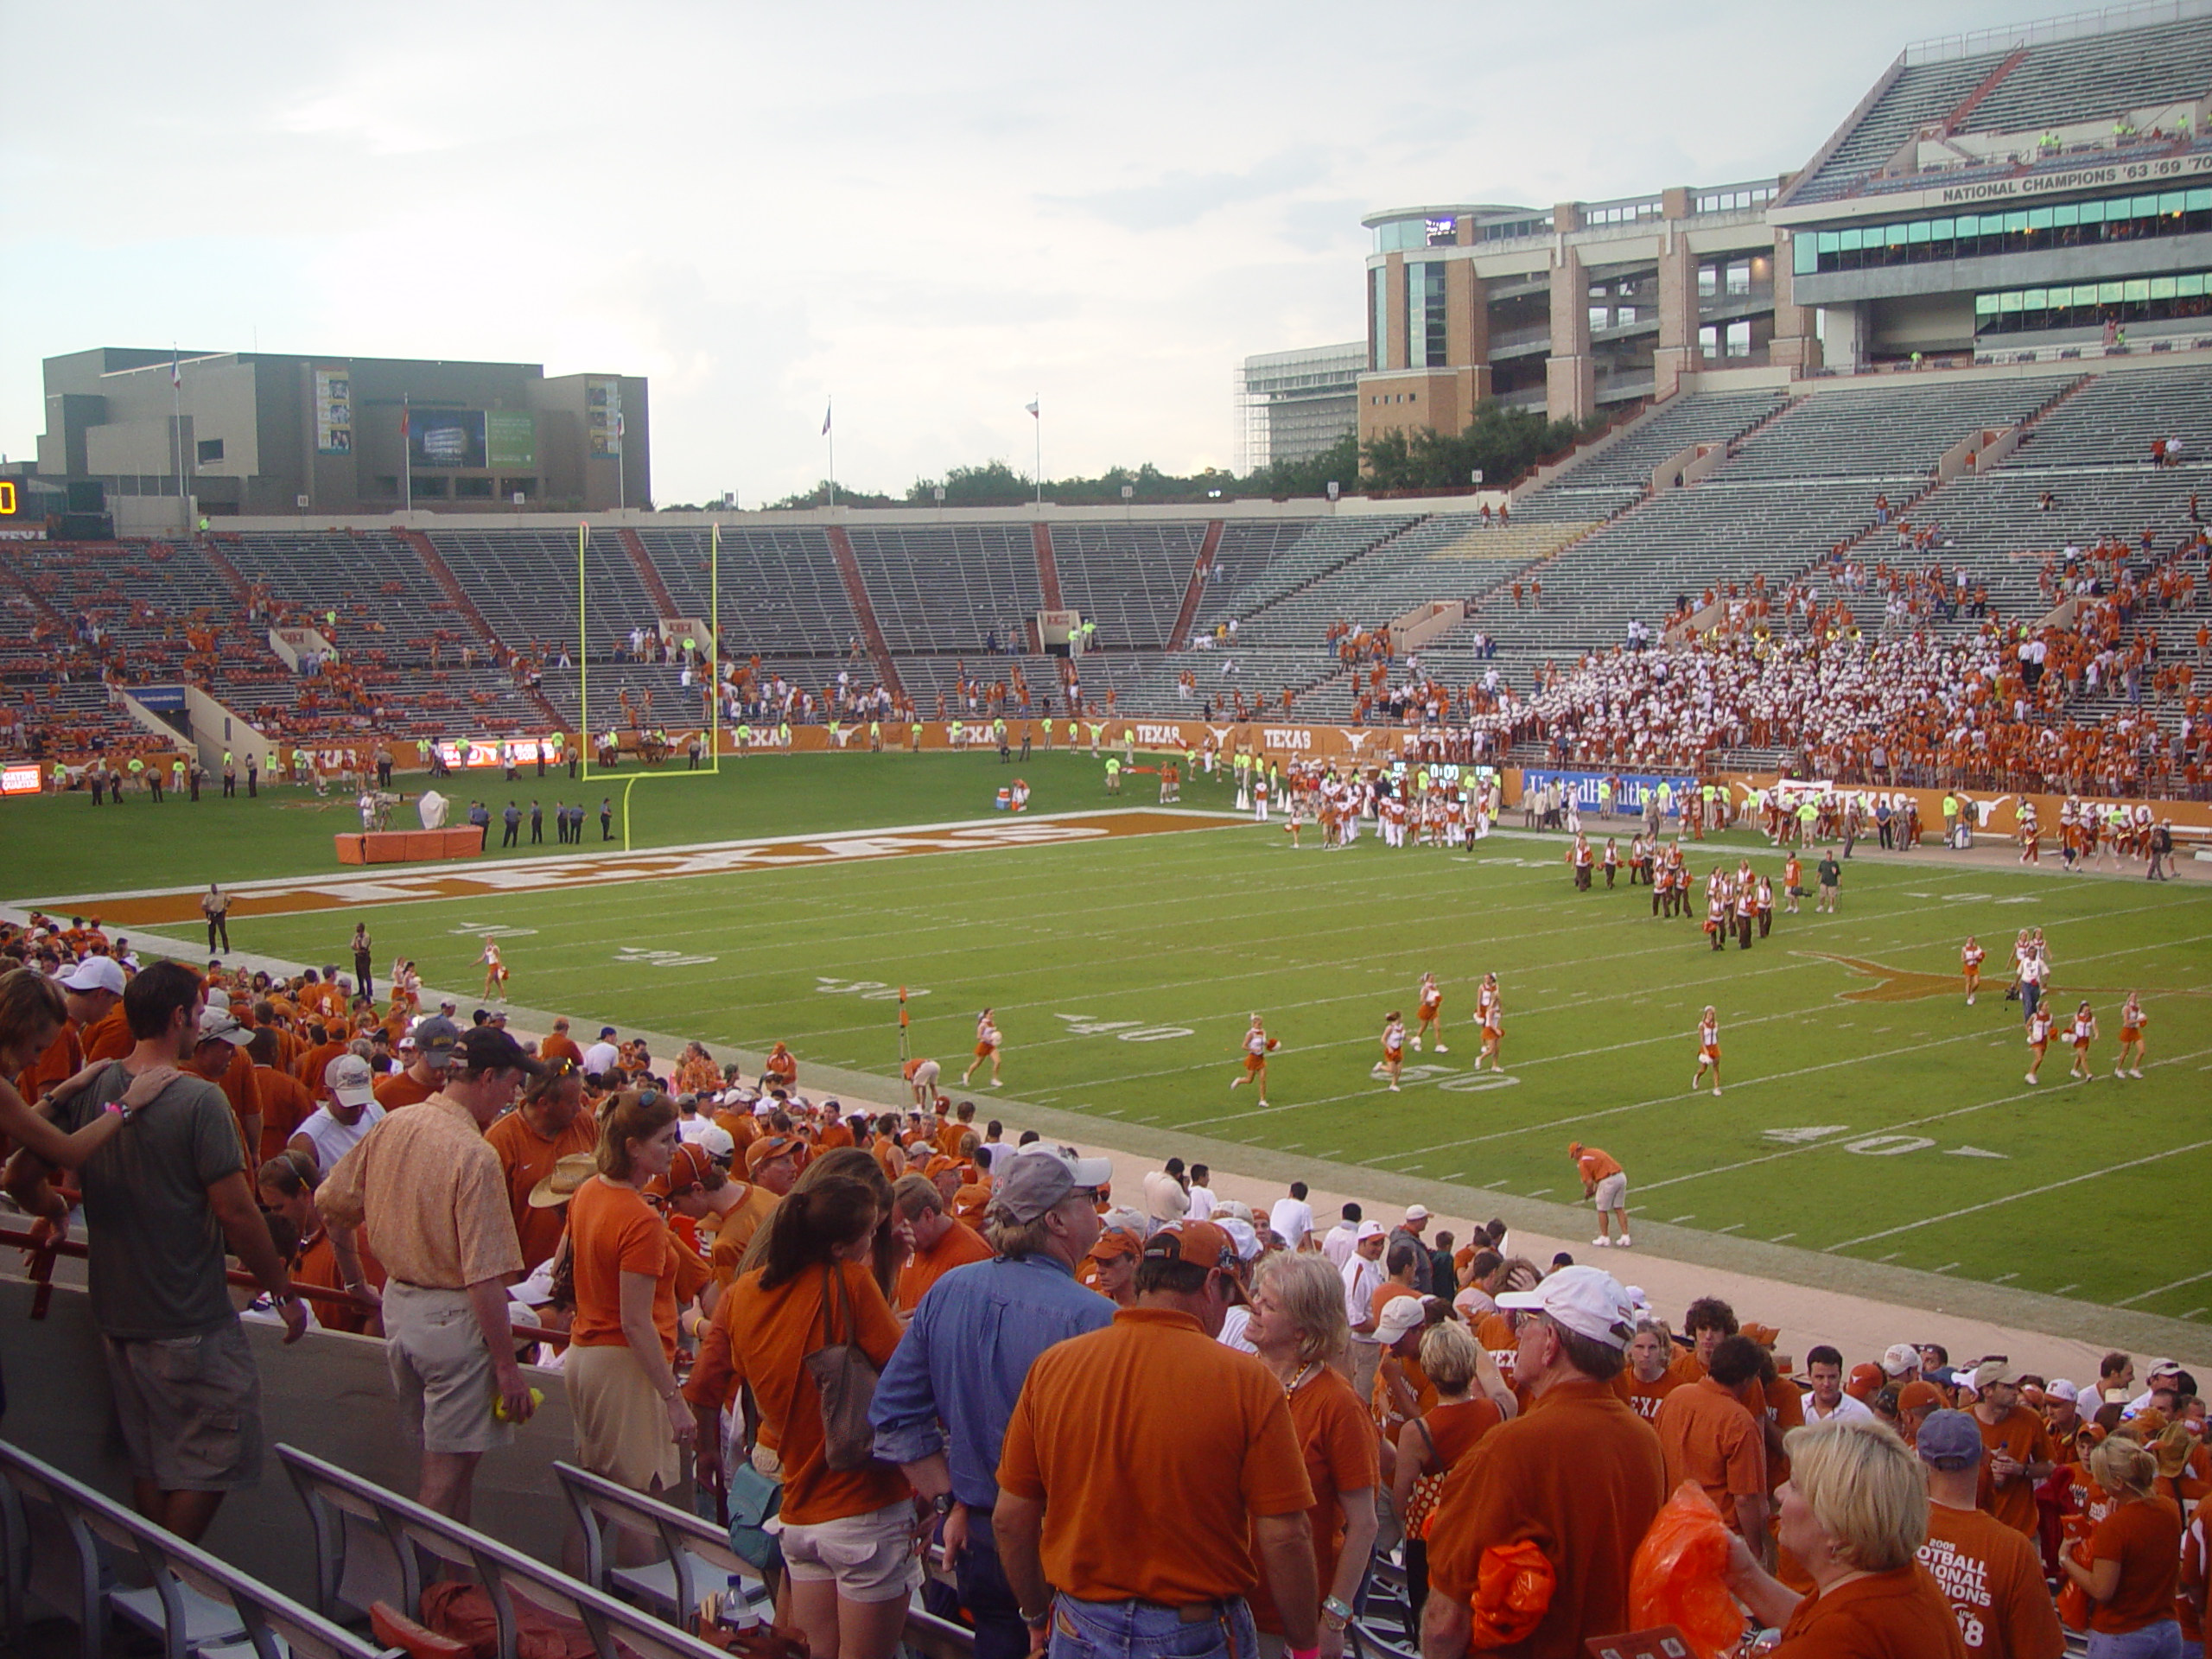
0,0,2050,504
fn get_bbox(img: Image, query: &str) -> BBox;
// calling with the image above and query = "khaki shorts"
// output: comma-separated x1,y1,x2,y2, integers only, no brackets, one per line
384,1281,512,1456
103,1319,263,1492
780,1500,922,1603
565,1341,680,1492
1593,1172,1628,1212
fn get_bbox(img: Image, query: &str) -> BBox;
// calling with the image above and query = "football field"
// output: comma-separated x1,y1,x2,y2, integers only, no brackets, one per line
13,751,2212,1325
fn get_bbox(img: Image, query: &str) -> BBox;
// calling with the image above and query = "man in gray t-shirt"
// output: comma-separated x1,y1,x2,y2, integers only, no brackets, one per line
10,963,302,1541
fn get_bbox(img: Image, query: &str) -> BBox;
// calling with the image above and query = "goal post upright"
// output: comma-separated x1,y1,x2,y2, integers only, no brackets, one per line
577,518,719,851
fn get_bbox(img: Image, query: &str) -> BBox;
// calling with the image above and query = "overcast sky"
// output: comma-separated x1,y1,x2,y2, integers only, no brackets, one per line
3,0,2044,505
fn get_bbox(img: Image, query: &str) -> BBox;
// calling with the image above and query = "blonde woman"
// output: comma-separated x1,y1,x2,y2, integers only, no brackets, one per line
1720,1418,1966,1654
1390,1320,1510,1621
2061,1435,2183,1659
1245,1251,1377,1659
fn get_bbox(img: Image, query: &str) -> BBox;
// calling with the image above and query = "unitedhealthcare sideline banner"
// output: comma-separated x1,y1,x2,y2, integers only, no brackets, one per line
1519,769,1698,815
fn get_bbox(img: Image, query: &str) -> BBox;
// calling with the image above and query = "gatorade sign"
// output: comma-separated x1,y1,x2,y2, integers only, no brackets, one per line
2,764,42,795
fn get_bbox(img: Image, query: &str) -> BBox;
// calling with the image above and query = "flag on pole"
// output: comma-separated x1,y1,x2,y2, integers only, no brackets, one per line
1025,400,1039,418
400,404,410,437
823,403,833,435
170,354,181,389
615,412,625,437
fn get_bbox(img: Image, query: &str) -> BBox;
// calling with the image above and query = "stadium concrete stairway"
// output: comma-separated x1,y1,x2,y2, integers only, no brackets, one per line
825,526,905,701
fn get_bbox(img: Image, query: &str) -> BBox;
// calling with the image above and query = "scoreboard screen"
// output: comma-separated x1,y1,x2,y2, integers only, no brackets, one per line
0,480,18,518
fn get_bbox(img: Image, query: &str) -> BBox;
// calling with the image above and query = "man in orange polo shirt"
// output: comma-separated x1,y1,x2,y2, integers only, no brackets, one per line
1668,1296,1737,1384
893,1173,994,1314
1971,1361,2057,1538
995,1219,1319,1659
1656,1333,1772,1564
1424,1266,1668,1659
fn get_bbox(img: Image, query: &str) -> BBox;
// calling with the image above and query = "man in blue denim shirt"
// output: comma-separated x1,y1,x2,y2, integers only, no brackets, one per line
870,1145,1115,1659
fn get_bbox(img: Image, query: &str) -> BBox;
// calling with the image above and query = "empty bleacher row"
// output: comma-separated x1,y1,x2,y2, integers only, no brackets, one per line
1790,53,2002,207
632,525,863,659
847,524,1040,656
2009,364,2212,470
1955,15,2212,137
1522,388,1792,519
1723,373,2075,480
1052,522,1203,649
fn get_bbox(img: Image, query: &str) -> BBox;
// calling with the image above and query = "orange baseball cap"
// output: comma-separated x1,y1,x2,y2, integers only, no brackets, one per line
1741,1322,1780,1347
1897,1380,1945,1414
746,1134,801,1175
1089,1230,1141,1262
646,1143,719,1200
1847,1363,1886,1402
1141,1219,1237,1274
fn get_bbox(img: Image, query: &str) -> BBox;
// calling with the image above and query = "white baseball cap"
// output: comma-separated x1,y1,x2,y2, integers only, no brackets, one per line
1355,1219,1387,1240
1376,1295,1431,1345
197,1004,248,1046
1882,1343,1923,1377
2047,1378,2080,1404
323,1053,378,1108
59,957,126,995
1496,1265,1637,1351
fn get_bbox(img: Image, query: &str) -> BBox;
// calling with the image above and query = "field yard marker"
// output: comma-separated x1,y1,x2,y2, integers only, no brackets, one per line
1526,1187,1552,1197
1992,1272,2018,1283
1314,1149,1341,1160
1099,1107,1125,1117
1669,1213,1694,1223
1933,1262,1961,1274
2184,1309,2207,1320
2115,1264,2212,1308
1878,1251,1902,1262
1484,1179,1508,1189
1770,1231,1796,1242
1826,1128,2212,1252
1715,1222,1745,1234
2051,1284,2078,1295
1440,1171,1464,1181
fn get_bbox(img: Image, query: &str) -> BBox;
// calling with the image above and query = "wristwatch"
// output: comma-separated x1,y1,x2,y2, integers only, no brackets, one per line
931,1493,954,1516
1322,1596,1355,1628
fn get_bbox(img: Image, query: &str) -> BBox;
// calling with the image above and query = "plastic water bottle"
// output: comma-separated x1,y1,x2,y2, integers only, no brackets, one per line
720,1574,758,1632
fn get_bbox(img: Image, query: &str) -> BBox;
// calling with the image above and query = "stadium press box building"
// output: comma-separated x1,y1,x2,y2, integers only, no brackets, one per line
35,347,649,518
1354,2,2212,442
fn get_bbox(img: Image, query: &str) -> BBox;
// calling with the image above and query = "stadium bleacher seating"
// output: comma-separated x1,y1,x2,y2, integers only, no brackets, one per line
846,524,1043,656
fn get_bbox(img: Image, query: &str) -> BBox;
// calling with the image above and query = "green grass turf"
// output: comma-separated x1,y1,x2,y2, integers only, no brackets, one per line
13,753,2212,1319
3,749,1117,895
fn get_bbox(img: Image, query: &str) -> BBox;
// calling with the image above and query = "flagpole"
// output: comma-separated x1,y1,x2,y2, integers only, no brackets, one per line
826,397,836,509
170,351,182,517
1033,394,1042,506
402,393,412,517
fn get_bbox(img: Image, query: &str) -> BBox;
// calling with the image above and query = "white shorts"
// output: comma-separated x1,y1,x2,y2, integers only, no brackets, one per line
779,1500,923,1603
1593,1173,1628,1212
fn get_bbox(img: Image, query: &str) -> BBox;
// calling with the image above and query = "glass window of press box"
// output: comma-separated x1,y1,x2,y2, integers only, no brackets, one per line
1972,269,2212,333
1796,188,2212,274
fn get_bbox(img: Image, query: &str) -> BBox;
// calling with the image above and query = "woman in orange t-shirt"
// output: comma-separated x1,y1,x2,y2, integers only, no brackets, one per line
684,1148,913,1659
1246,1251,1379,1659
565,1090,694,1497
2063,1436,2183,1652
1721,1418,1967,1656
1391,1320,1508,1622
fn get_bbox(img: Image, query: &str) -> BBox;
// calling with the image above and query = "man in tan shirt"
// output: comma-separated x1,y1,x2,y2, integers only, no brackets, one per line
320,1024,542,1521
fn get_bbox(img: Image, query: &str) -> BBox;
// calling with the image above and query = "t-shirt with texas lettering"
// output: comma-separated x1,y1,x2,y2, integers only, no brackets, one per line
1916,1501,2065,1659
54,1064,246,1340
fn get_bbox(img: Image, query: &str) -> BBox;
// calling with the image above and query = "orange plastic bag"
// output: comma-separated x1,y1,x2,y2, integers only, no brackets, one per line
2056,1537,2094,1632
1468,1540,1555,1649
1628,1481,1744,1659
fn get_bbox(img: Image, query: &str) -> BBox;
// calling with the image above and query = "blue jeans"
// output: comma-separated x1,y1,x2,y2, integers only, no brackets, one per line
2088,1622,2183,1659
951,1512,1028,1659
1049,1594,1256,1659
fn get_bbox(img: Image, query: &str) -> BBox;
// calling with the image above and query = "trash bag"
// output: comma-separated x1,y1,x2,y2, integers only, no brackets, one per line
2056,1536,2094,1632
1468,1539,1554,1649
1629,1481,1745,1659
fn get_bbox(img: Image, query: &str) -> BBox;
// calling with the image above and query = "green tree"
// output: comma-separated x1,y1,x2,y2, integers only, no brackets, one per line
766,479,899,510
